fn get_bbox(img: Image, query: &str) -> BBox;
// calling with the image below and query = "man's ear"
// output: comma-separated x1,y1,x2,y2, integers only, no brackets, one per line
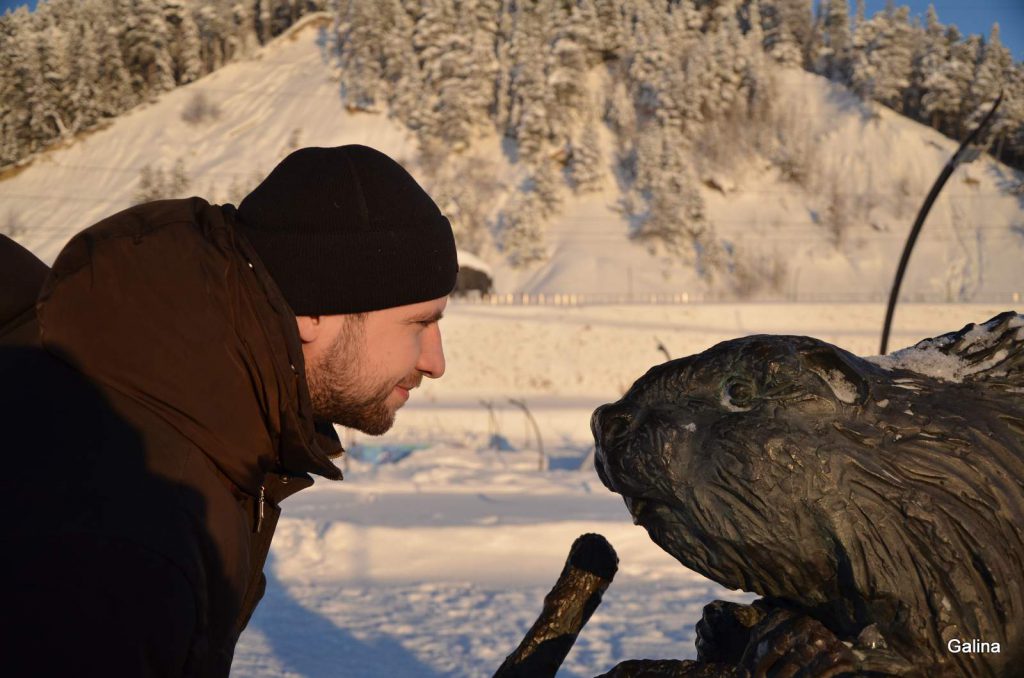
295,316,323,344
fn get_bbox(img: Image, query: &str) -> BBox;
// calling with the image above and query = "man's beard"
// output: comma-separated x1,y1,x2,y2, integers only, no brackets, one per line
306,321,411,435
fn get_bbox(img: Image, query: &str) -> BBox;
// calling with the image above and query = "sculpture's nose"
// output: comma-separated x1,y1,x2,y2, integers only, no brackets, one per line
592,403,634,451
592,401,642,491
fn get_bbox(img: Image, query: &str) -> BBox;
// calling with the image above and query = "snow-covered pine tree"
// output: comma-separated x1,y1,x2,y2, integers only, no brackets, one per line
419,148,502,255
27,11,72,142
744,0,765,57
492,1,514,135
1000,69,1024,165
761,0,803,66
268,0,300,38
0,7,36,164
414,0,494,150
380,0,423,127
336,0,386,111
818,0,852,83
469,0,502,129
532,160,562,218
123,0,176,97
224,0,258,63
496,177,548,267
194,0,235,73
773,0,815,67
625,0,673,126
920,24,972,134
629,122,714,272
506,6,552,163
163,0,203,85
967,24,1018,157
255,0,273,43
592,0,628,60
547,0,600,145
850,3,913,112
94,16,137,116
988,66,1024,162
968,24,1013,122
704,0,749,121
568,103,604,194
905,3,945,119
63,15,104,136
879,4,914,111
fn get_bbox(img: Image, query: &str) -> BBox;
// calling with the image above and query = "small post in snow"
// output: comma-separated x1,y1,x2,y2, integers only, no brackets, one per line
508,398,545,471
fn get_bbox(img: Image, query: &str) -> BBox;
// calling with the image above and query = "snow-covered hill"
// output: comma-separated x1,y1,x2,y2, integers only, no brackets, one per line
2,14,1022,302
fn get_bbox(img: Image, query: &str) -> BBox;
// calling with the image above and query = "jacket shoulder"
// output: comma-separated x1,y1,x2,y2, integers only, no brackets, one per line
48,197,228,280
0,235,48,347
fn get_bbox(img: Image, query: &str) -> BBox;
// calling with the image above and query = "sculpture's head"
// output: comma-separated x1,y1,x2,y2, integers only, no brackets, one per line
592,313,1024,670
593,335,879,610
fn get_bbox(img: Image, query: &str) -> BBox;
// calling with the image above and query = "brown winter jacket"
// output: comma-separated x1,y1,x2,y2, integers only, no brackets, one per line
0,198,343,676
0,233,48,346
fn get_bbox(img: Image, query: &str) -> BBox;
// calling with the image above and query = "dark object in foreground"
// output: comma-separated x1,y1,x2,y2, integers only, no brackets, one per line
593,312,1024,677
494,533,618,678
879,92,1003,355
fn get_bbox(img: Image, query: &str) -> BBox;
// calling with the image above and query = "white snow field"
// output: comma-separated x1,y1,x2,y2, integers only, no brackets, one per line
230,302,1013,678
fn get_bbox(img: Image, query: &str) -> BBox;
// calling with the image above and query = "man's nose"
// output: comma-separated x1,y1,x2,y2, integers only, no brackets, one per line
417,323,446,379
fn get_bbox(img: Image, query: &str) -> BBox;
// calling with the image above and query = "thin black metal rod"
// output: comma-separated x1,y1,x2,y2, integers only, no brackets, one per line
880,92,1004,354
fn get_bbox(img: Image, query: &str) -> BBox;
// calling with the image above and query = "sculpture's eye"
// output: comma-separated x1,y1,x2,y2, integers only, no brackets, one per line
723,380,755,410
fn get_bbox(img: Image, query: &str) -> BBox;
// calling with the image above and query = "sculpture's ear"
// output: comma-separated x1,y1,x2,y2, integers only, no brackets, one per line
804,345,870,407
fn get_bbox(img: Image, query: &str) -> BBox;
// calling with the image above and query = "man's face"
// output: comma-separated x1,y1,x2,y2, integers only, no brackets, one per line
301,297,447,435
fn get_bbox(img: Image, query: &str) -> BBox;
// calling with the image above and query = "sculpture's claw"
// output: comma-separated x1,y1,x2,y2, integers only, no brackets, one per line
739,608,855,678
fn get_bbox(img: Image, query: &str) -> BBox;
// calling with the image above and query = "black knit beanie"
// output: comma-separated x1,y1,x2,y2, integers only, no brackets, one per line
236,145,458,315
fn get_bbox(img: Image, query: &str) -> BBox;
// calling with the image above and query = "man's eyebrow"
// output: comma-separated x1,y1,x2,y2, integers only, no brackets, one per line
408,310,445,323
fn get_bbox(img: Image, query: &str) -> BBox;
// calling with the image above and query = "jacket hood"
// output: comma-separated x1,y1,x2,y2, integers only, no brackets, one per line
37,198,343,494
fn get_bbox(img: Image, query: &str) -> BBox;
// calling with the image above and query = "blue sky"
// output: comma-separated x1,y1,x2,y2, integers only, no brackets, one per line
862,0,1024,60
1,0,1022,60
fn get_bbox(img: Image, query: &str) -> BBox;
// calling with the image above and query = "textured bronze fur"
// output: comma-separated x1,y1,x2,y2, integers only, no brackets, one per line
593,312,1024,677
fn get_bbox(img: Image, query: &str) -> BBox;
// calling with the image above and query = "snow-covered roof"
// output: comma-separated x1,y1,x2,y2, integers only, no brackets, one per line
457,249,492,276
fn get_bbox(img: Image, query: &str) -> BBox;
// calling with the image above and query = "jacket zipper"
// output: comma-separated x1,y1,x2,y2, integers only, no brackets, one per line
255,484,265,533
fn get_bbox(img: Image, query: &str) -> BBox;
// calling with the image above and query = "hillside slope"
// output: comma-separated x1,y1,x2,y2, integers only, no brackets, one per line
2,16,1021,301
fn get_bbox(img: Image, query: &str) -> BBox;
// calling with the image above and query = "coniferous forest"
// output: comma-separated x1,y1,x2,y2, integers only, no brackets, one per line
1,0,1021,272
0,0,328,167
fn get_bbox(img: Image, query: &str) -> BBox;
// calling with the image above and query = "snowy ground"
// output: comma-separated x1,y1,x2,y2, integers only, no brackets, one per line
231,302,1013,678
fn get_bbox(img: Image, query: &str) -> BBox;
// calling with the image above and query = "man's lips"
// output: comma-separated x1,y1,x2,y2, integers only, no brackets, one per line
394,376,422,402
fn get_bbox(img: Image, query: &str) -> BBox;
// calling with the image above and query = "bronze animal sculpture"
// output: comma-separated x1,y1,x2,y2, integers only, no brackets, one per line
592,312,1024,677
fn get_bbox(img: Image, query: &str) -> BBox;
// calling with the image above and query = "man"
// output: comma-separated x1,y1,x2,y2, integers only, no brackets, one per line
0,145,457,676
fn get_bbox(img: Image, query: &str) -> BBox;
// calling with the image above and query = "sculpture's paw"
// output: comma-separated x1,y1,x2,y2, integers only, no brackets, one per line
696,600,768,664
595,659,744,677
740,609,856,678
